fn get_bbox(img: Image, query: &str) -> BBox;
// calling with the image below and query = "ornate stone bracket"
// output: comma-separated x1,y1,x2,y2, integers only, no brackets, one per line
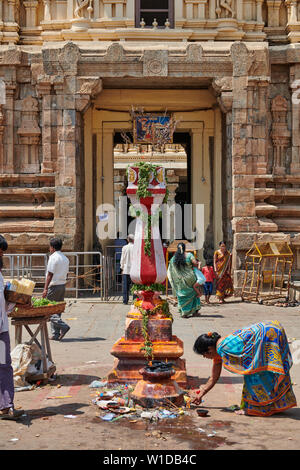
212,77,233,113
76,77,103,112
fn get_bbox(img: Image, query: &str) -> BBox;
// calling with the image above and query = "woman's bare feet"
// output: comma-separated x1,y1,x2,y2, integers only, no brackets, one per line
235,409,246,415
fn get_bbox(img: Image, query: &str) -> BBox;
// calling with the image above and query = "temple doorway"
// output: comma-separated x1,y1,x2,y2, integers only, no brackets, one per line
113,131,191,243
83,87,223,278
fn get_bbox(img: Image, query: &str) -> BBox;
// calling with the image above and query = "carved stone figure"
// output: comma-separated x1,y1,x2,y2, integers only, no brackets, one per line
216,0,236,18
271,96,290,176
74,0,92,19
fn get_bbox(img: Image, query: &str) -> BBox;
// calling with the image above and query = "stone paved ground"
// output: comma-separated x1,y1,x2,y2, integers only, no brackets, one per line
1,297,300,452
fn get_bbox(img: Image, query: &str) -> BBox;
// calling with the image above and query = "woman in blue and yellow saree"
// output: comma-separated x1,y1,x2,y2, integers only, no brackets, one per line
192,321,297,416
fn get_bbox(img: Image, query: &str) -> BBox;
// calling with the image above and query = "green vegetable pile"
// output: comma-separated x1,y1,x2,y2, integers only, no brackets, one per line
32,297,58,307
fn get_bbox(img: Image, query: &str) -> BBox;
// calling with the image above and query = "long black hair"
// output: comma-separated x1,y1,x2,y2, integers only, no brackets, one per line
174,242,186,269
193,332,221,355
0,235,8,271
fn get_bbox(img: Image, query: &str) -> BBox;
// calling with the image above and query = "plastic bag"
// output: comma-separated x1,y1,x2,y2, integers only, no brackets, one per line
11,344,33,387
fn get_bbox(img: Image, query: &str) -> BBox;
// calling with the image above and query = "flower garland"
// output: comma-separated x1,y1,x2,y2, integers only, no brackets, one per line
134,299,173,361
127,162,168,257
130,283,166,295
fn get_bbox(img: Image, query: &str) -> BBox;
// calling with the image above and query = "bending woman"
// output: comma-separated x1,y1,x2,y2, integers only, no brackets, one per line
192,321,297,416
167,243,204,318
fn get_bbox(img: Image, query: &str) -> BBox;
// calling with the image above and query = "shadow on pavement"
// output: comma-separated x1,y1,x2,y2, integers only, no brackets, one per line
18,403,88,426
187,375,244,388
60,337,106,342
52,373,102,386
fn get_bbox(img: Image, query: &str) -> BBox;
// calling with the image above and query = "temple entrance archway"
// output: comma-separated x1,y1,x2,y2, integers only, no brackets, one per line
83,87,223,263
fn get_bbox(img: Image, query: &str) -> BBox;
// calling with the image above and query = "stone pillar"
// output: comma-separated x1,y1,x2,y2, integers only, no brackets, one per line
37,77,55,174
271,95,290,176
212,77,234,246
185,1,194,19
17,96,41,174
266,0,282,27
0,0,3,23
7,0,16,22
24,0,39,27
103,0,113,18
0,105,4,173
57,0,68,20
236,0,243,20
290,65,300,175
115,1,124,18
209,0,216,19
256,0,263,23
102,126,114,206
175,0,184,25
165,170,179,242
4,84,16,174
286,0,298,24
43,0,51,21
41,43,84,250
230,43,263,286
67,0,74,19
125,0,134,20
191,124,205,259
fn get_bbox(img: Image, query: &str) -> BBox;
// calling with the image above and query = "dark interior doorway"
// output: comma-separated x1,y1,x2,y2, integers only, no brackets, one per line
113,131,191,239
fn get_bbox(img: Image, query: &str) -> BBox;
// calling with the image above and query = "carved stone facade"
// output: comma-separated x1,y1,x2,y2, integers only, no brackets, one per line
1,1,300,287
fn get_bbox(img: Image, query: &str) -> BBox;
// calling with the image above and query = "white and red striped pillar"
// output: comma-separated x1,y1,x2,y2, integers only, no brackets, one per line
127,166,167,289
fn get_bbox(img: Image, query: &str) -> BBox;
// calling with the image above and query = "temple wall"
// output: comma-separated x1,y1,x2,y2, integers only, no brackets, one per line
0,1,300,44
0,2,300,285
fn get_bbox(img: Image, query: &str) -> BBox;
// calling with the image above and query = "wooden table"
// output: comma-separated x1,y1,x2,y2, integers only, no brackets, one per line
11,315,56,384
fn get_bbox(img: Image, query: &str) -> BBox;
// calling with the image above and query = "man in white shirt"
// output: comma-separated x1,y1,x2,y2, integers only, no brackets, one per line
120,234,134,305
43,238,70,341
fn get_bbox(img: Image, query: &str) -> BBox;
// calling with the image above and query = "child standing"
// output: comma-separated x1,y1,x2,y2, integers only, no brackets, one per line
201,261,216,304
192,265,206,298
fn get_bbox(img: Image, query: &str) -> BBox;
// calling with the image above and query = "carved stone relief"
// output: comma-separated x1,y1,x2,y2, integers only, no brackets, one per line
216,0,236,18
143,50,168,77
74,0,93,20
271,95,291,176
17,96,41,173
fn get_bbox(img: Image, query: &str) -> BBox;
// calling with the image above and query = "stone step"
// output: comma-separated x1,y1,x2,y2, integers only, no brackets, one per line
256,203,300,217
254,188,300,198
257,218,278,232
0,174,55,187
0,203,55,219
255,175,300,184
273,218,300,232
0,187,55,202
255,203,278,216
0,219,54,233
275,205,300,216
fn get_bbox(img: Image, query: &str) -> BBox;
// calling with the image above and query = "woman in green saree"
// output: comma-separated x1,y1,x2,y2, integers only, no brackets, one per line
167,243,203,318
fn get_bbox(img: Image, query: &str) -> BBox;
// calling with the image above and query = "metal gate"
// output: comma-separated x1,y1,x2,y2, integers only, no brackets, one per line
1,252,123,301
